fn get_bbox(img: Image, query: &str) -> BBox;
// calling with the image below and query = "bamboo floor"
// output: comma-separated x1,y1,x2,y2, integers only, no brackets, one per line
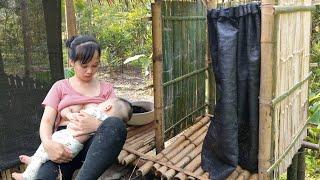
119,115,258,180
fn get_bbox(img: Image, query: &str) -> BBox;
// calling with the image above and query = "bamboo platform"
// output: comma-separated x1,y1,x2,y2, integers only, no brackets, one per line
121,115,258,180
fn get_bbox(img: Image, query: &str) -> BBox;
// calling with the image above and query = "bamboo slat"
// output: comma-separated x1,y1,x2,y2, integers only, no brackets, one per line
136,116,209,176
161,1,207,140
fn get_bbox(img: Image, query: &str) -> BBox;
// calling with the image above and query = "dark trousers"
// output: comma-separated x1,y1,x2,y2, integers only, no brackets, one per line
36,117,127,180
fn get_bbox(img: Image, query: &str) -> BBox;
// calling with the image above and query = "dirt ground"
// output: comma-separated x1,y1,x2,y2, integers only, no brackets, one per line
98,67,154,103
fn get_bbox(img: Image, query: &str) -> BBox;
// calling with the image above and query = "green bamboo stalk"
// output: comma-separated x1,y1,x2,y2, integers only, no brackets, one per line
271,72,312,106
266,120,308,173
287,152,298,180
163,16,206,21
274,5,316,14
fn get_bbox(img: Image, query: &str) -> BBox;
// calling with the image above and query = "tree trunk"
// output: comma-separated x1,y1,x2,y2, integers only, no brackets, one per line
65,0,77,38
20,0,32,77
42,0,64,83
0,48,4,75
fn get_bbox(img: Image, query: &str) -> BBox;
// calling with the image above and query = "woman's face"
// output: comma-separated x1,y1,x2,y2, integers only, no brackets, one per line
71,51,100,82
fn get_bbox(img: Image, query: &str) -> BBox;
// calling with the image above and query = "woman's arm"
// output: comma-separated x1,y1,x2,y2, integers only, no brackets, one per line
40,106,73,163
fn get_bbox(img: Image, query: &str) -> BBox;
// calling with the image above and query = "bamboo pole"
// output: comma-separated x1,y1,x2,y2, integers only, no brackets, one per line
274,5,316,14
287,152,298,180
126,121,155,139
155,132,207,176
163,144,203,179
122,142,155,165
302,140,319,151
249,174,259,180
297,148,305,180
152,1,164,153
137,116,209,176
174,154,202,180
259,0,276,179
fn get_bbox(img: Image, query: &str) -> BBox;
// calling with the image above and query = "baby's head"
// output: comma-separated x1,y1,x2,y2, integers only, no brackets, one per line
98,97,133,122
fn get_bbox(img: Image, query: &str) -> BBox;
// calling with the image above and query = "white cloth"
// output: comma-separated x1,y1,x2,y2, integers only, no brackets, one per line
83,106,109,121
22,107,108,180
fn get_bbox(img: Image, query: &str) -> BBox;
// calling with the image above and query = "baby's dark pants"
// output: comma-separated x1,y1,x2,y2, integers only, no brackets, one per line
36,117,127,180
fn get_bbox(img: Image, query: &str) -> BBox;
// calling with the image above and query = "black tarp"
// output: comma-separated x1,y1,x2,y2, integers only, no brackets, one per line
201,3,261,179
0,0,63,171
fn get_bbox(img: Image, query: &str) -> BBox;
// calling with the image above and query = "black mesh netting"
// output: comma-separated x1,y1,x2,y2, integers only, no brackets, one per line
0,0,63,171
201,3,261,179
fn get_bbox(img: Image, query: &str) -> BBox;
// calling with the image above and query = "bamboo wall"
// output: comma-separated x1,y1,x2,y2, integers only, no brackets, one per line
206,0,313,179
259,0,314,179
160,1,207,141
266,0,313,176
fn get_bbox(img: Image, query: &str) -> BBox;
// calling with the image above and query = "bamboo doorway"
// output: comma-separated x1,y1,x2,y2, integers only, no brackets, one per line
152,0,208,152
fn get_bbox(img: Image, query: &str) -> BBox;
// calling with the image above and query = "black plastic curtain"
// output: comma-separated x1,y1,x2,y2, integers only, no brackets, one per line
201,3,261,179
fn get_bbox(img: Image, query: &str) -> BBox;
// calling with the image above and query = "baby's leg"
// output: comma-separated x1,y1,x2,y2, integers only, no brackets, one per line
52,129,84,157
12,144,49,180
19,155,31,165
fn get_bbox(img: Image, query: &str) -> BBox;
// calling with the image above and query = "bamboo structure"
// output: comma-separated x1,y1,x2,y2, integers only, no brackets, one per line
159,0,207,142
152,1,165,153
117,122,156,165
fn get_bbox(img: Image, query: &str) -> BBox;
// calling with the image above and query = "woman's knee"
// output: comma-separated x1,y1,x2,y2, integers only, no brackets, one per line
36,161,59,180
97,117,127,142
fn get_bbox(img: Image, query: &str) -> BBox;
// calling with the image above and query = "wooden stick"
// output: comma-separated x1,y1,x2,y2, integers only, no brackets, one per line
302,140,319,151
122,142,155,165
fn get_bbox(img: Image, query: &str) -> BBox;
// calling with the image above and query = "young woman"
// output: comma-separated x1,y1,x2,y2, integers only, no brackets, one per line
13,35,127,180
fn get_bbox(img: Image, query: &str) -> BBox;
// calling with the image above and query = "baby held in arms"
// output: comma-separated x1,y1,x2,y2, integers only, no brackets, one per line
12,97,132,180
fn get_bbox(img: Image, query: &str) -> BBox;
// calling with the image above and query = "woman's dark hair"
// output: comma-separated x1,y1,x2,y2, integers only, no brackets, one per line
65,35,101,64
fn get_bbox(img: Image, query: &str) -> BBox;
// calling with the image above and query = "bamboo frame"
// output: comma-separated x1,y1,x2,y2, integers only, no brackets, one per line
163,67,208,87
163,16,207,20
266,121,308,173
152,1,165,153
259,0,276,179
272,72,312,105
274,5,316,14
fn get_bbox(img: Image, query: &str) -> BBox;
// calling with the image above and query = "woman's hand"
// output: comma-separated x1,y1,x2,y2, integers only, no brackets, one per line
69,110,102,137
42,139,73,163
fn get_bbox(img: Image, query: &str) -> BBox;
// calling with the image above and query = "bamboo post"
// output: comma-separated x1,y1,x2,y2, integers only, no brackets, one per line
297,148,305,180
287,152,298,180
152,1,165,153
259,0,276,179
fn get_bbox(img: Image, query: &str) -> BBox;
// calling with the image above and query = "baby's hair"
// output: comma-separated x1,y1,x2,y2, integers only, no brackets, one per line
114,98,133,122
65,35,101,64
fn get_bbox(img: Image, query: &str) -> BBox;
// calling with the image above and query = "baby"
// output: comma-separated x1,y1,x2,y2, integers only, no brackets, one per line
12,97,133,180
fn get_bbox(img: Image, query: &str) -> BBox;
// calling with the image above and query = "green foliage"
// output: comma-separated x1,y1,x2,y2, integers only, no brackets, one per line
68,0,152,70
309,92,320,125
306,6,320,179
64,67,75,78
306,150,320,180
